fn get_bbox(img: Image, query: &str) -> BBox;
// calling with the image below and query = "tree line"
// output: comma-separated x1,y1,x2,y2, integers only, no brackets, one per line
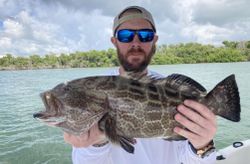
0,41,250,70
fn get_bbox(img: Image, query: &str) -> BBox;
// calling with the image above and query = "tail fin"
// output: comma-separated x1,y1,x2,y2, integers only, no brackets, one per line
204,74,240,122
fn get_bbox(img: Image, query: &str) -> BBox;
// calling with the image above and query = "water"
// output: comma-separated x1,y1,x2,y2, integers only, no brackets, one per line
0,63,249,164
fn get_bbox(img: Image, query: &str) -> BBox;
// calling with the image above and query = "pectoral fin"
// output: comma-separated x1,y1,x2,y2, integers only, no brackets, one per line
119,136,136,154
101,113,136,153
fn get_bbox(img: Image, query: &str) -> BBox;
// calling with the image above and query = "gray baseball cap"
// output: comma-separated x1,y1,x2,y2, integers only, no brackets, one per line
113,6,156,36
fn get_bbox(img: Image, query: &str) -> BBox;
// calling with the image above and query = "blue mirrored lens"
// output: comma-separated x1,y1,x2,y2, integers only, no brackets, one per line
117,30,134,43
117,29,154,43
138,30,154,42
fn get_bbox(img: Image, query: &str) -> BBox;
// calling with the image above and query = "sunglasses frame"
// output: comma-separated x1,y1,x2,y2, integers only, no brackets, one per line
116,29,155,43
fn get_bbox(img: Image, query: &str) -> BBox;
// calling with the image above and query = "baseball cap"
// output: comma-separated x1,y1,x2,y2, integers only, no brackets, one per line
113,6,156,36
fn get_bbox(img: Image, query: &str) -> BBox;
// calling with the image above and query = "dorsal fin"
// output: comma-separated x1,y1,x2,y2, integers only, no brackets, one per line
165,73,207,93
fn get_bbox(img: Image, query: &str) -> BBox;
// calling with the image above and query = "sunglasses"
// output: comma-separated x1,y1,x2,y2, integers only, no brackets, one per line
116,29,155,43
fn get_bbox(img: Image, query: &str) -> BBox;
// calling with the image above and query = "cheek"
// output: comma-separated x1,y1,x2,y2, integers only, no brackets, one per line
117,44,129,54
143,43,154,52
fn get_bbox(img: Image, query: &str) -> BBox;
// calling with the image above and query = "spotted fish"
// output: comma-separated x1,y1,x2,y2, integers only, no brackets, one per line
33,74,241,153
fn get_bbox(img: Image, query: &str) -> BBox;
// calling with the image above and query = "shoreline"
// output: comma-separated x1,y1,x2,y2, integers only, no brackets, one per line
1,61,249,71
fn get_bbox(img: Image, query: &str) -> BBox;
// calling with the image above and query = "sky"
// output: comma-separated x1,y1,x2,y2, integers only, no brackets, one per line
0,0,250,56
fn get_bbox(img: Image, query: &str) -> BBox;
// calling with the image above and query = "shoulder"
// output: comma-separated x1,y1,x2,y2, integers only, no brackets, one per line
106,67,119,76
148,70,164,78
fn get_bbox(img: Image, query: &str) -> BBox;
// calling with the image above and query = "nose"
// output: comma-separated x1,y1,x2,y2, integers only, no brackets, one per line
131,34,141,47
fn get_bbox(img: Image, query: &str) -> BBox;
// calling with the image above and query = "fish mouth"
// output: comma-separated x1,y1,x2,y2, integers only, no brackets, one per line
33,91,65,125
34,113,66,126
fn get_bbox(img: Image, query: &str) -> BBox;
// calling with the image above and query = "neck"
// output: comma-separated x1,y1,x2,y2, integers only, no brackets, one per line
118,66,148,76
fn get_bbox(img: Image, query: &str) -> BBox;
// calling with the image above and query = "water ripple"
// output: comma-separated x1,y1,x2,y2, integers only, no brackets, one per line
0,64,250,163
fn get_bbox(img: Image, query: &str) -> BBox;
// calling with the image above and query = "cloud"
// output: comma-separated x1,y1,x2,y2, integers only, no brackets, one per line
181,23,234,45
0,37,11,48
0,1,113,55
0,0,250,56
192,0,250,26
168,0,250,44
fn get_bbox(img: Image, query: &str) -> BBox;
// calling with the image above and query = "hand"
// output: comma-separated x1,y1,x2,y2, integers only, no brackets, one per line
174,100,217,149
64,123,106,148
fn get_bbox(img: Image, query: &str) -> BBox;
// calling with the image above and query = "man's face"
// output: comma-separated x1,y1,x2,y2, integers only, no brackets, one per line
111,19,158,72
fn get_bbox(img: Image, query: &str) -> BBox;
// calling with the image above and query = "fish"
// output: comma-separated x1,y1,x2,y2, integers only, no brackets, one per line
33,73,241,154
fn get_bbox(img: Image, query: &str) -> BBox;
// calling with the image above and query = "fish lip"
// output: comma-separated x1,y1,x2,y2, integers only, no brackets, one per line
33,111,51,120
33,112,45,119
33,110,66,126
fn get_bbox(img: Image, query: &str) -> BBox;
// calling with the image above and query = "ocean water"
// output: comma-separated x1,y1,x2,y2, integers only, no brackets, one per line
0,62,249,164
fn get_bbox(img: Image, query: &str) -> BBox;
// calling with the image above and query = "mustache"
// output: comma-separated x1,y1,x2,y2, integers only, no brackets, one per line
127,47,145,54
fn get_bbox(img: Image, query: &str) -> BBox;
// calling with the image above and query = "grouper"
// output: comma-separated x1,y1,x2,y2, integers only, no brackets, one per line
33,74,241,153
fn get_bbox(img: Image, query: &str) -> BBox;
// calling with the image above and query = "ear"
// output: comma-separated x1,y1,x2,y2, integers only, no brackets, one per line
111,37,118,48
153,35,158,44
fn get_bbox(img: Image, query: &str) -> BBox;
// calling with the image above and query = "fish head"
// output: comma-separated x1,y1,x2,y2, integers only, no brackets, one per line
34,80,108,134
33,88,68,127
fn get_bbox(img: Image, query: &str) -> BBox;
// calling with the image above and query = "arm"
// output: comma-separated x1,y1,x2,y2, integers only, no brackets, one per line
174,100,217,163
64,123,111,164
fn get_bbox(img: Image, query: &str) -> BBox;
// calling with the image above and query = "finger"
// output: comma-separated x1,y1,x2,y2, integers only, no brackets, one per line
184,100,215,121
175,113,204,136
177,104,208,128
173,126,198,140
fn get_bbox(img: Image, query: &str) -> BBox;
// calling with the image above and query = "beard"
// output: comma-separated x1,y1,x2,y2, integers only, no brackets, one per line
117,45,156,73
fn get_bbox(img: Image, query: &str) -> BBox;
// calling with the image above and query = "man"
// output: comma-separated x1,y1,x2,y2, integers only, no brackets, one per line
64,6,217,164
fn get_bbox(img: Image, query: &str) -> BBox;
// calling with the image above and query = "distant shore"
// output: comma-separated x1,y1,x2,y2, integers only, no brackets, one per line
0,66,72,71
1,61,250,72
1,42,249,71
